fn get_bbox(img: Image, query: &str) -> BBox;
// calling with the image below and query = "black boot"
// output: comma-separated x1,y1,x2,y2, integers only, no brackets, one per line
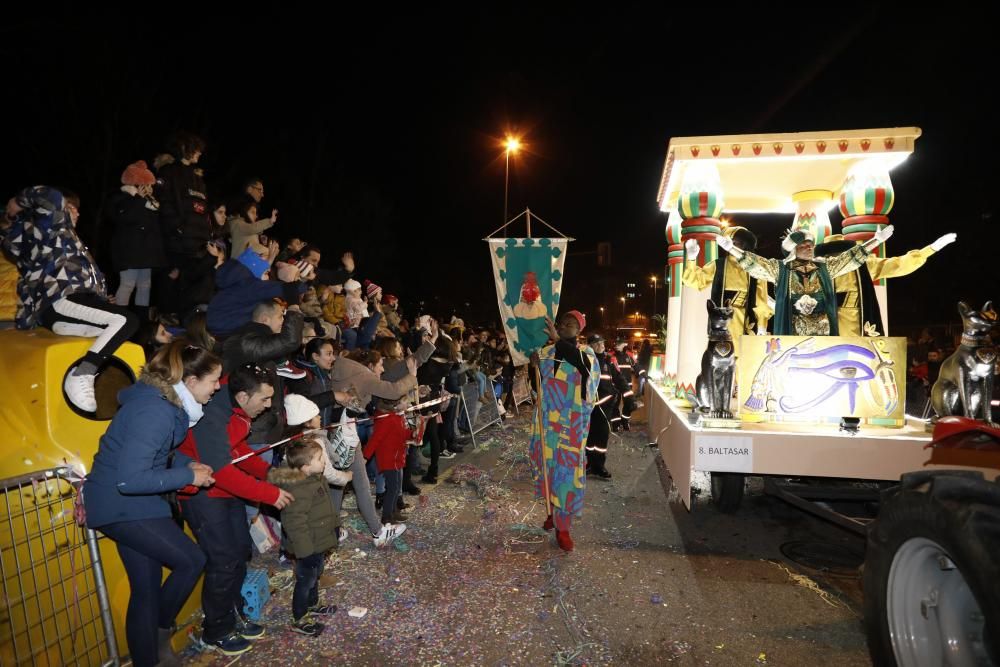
402,468,421,495
375,493,384,510
587,452,612,480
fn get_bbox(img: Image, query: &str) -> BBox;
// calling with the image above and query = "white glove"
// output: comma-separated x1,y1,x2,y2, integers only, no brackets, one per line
715,233,735,253
685,238,700,261
931,232,956,252
873,224,894,243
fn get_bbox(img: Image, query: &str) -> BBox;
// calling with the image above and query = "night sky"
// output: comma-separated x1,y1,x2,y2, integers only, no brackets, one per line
5,8,996,332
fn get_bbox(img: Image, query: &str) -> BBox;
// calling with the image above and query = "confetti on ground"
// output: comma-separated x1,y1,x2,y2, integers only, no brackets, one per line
174,412,868,666
771,561,843,608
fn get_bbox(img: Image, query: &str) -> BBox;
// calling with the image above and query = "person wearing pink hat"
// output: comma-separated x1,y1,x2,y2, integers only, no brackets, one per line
108,160,167,318
528,310,600,552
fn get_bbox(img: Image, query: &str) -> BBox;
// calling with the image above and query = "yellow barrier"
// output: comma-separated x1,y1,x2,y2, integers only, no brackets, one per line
0,330,204,664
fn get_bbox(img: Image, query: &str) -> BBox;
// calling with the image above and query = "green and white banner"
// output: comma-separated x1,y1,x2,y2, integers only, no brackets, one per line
488,238,568,366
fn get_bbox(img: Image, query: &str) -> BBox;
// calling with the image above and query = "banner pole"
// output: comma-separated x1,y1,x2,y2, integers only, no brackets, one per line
534,362,553,518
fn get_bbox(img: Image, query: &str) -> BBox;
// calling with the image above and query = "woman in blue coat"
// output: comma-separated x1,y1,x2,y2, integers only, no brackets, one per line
84,341,222,667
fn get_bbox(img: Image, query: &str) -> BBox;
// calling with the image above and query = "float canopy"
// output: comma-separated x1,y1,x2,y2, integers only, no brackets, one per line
656,127,921,214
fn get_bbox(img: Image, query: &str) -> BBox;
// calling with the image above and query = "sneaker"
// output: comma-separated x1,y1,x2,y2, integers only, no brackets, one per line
237,620,265,639
439,450,457,460
64,372,97,412
308,604,337,615
204,631,253,655
373,523,407,547
289,620,324,637
447,444,465,454
337,526,348,544
276,362,306,380
234,611,265,639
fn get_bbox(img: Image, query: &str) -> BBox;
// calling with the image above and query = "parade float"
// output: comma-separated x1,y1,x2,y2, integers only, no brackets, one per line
649,127,1000,666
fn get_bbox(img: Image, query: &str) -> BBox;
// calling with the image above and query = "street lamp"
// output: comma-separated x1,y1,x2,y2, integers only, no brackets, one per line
504,136,521,225
650,275,657,315
599,306,605,324
620,296,626,318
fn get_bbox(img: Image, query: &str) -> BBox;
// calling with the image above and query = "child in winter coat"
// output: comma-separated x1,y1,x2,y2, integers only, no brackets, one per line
284,395,353,488
344,279,368,329
363,397,416,527
267,438,341,637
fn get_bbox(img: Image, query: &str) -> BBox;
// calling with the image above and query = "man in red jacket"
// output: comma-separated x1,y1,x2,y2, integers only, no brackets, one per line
176,364,293,656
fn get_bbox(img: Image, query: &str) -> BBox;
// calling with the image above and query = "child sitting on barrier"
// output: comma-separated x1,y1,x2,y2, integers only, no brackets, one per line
3,186,139,413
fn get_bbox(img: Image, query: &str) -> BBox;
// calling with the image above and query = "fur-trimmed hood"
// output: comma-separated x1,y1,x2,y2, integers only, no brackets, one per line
136,368,183,409
267,465,317,486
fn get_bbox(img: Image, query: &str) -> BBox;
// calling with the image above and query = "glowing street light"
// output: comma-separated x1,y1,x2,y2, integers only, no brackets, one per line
504,136,521,225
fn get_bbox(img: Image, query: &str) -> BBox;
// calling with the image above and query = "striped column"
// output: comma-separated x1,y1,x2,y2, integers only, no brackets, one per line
675,165,724,404
664,210,684,389
839,163,895,330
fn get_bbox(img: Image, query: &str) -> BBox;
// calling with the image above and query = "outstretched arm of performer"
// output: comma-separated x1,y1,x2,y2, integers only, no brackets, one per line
714,233,780,284
861,224,894,253
826,225,895,279
681,239,717,289
866,231,955,281
714,233,742,259
930,232,956,252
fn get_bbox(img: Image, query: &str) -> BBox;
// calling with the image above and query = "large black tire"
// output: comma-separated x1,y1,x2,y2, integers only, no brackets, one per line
710,472,745,513
863,470,1000,666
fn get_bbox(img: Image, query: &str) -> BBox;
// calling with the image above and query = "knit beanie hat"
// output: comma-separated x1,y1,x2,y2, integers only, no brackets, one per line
121,160,156,186
285,394,320,427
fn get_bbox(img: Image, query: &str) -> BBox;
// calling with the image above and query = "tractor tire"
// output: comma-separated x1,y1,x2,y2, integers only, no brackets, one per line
863,470,1000,666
